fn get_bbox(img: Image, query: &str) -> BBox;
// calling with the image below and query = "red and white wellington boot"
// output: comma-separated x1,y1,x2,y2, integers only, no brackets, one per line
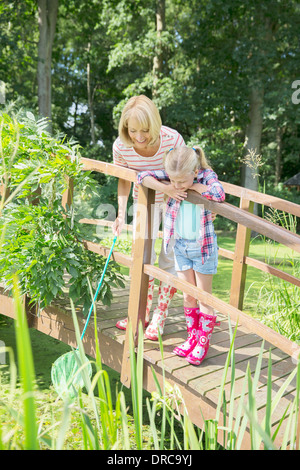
145,283,177,341
115,277,154,330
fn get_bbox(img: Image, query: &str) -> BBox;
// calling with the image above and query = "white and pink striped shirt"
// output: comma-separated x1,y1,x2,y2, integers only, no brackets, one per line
113,125,185,203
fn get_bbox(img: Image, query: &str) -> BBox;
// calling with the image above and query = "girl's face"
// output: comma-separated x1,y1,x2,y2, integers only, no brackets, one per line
127,116,151,150
169,170,198,191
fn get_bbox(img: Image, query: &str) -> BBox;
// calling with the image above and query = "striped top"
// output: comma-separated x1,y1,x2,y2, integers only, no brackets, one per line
113,125,185,202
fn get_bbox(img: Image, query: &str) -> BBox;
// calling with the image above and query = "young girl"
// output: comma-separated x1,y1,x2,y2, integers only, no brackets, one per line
137,146,225,365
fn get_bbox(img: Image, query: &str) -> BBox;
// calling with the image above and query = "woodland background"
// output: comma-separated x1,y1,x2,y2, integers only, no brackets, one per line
1,0,300,209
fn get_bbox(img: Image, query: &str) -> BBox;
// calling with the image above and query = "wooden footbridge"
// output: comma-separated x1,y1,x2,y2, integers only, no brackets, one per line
1,157,300,449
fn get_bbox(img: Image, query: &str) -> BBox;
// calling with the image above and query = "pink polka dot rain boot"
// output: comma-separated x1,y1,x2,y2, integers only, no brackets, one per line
186,312,220,366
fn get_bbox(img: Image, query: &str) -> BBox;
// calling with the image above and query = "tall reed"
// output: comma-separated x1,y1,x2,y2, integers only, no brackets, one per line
0,284,300,449
252,208,300,342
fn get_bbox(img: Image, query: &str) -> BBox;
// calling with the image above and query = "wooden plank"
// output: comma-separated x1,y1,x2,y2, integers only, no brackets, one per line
221,180,300,218
78,159,300,251
244,255,300,288
218,247,234,260
205,347,292,403
79,158,300,218
82,239,132,268
80,157,137,183
0,289,15,319
0,282,297,450
219,247,300,288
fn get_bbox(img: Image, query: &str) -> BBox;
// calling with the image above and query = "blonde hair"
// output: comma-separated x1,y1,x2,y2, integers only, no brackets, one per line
164,146,211,177
118,95,162,147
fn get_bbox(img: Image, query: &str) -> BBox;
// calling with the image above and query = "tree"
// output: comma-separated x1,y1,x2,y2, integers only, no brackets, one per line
37,0,58,132
152,0,166,97
0,0,38,109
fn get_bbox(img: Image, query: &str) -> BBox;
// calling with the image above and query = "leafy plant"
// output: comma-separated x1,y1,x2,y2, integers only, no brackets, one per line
0,108,124,314
251,209,300,342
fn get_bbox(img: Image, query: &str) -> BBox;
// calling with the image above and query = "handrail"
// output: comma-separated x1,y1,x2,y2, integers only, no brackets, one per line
80,157,300,217
221,181,300,218
186,192,300,253
82,239,132,268
80,157,137,183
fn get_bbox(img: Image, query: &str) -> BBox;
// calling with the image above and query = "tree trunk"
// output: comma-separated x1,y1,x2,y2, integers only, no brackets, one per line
152,0,165,97
87,42,96,145
37,0,58,133
275,126,284,186
242,85,264,193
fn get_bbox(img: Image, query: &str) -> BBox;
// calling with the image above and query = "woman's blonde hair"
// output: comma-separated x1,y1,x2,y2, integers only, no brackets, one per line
118,95,162,147
164,146,211,177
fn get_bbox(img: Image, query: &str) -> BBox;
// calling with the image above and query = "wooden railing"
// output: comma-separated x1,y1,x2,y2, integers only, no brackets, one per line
66,157,300,387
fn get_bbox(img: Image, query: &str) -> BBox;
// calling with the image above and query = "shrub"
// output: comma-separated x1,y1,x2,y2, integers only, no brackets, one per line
0,109,124,314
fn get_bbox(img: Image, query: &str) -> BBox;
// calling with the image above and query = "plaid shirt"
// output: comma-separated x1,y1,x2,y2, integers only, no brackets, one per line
137,168,225,264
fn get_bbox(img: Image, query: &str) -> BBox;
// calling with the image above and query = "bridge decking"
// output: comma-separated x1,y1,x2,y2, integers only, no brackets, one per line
1,277,297,449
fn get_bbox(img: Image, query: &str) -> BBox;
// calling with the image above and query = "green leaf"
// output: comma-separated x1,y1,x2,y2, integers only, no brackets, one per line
51,350,92,401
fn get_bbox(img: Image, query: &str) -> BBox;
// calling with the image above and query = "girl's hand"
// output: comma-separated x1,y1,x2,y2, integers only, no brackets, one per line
164,185,187,202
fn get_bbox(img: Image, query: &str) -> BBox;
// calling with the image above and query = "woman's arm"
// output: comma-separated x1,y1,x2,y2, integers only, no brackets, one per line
112,178,132,236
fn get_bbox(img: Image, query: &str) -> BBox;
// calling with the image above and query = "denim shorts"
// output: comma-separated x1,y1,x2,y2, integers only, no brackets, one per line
173,235,219,274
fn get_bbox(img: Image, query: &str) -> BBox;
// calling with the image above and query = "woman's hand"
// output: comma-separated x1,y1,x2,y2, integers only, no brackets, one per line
112,214,125,236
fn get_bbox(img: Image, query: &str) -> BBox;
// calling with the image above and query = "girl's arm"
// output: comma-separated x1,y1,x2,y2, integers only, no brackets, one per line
192,170,225,202
138,170,187,202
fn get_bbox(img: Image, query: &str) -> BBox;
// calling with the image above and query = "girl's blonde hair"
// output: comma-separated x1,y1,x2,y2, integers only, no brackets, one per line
118,95,162,147
164,146,211,177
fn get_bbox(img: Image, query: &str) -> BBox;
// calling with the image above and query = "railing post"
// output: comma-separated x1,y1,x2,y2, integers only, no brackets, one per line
229,197,254,310
62,176,74,210
120,185,155,387
24,295,38,328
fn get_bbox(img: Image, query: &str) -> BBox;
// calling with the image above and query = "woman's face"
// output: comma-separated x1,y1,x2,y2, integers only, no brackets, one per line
127,116,151,150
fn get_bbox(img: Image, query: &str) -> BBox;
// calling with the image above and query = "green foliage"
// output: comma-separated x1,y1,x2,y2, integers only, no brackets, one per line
12,276,39,450
2,0,300,197
0,109,124,315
